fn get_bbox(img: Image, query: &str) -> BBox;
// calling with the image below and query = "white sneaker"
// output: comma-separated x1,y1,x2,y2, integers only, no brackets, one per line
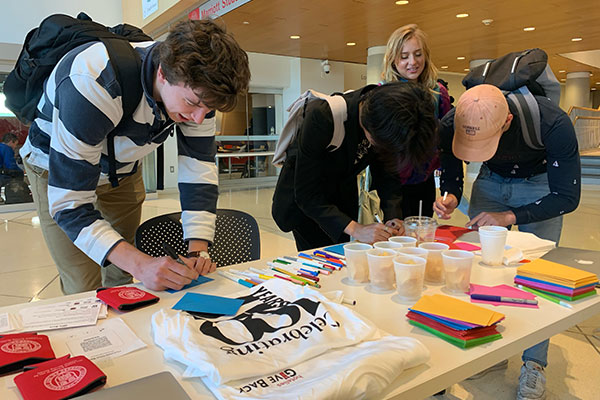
466,359,509,380
517,361,546,400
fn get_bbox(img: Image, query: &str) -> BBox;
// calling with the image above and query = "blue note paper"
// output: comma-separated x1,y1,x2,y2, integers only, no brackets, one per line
172,292,244,316
166,275,214,294
323,243,346,256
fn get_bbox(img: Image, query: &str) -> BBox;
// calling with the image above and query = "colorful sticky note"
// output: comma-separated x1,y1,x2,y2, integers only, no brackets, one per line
172,292,244,316
166,275,213,293
410,294,505,327
324,243,346,256
469,283,538,308
517,259,598,286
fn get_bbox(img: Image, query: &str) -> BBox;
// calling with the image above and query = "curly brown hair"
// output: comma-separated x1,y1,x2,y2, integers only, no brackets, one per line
157,19,250,112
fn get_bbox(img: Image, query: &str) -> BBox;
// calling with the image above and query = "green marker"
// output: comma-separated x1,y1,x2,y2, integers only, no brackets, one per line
517,285,572,309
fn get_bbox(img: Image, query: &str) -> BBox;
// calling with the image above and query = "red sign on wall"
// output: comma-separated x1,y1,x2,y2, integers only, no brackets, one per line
188,0,252,20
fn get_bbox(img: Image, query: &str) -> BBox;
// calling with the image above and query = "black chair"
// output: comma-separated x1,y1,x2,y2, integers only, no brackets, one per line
135,209,261,267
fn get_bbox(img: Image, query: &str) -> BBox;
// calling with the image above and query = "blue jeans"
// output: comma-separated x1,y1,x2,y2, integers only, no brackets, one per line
469,164,563,243
470,164,553,367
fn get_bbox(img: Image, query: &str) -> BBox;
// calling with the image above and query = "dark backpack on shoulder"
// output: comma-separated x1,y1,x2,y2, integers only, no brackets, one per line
4,12,151,125
462,49,561,150
4,12,152,186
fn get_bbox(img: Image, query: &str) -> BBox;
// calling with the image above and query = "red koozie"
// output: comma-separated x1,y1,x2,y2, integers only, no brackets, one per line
96,286,159,311
14,355,106,400
0,334,55,375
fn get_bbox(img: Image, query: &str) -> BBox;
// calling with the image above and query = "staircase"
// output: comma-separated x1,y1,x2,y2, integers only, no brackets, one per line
581,155,600,185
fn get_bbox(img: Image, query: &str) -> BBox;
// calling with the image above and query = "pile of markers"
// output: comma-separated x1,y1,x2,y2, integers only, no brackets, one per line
218,250,346,289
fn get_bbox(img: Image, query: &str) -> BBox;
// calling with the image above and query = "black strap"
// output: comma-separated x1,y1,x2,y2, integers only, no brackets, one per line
506,87,544,150
100,38,143,187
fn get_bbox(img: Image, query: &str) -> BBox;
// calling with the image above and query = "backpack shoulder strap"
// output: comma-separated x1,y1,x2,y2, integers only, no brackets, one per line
101,38,144,187
319,92,348,151
506,86,544,150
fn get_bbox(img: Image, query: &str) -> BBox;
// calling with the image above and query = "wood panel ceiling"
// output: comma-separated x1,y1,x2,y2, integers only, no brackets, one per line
206,0,600,85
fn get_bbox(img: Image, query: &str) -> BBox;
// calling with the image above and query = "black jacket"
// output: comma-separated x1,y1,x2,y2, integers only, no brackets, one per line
272,85,386,242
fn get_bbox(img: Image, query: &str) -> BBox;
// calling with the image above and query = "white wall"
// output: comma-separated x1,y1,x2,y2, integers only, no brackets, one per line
0,1,123,44
300,59,344,95
0,1,123,72
344,63,367,91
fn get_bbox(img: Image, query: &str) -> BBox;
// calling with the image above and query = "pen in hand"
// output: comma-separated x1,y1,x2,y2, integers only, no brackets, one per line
162,242,187,267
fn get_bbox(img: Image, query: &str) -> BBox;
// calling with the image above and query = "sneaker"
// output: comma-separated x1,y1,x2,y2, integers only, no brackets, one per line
466,359,509,380
517,361,546,400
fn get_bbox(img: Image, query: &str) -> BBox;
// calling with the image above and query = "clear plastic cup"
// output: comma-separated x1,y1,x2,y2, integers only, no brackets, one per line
393,255,426,300
418,242,450,284
442,250,474,293
373,241,404,251
396,247,429,258
343,243,372,283
479,226,508,266
403,216,437,244
389,236,418,247
366,248,396,292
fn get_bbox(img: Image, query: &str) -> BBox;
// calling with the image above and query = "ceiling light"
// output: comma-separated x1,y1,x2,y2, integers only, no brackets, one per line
457,56,465,60
596,82,600,85
523,27,535,31
464,68,470,72
441,65,448,69
290,35,300,39
481,19,493,26
395,1,409,5
242,21,250,25
558,70,566,73
456,13,469,18
592,88,597,91
560,78,566,82
346,42,356,46
571,37,583,41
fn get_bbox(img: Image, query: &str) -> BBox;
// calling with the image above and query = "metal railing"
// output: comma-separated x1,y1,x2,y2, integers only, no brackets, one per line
568,106,600,152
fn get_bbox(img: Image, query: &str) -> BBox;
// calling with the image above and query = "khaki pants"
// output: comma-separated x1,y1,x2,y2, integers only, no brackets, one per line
24,157,146,295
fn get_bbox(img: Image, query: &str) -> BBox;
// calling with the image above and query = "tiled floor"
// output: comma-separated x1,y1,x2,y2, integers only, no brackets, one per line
0,182,598,399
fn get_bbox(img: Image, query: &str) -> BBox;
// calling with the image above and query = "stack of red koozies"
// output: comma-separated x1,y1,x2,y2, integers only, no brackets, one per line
1,332,106,399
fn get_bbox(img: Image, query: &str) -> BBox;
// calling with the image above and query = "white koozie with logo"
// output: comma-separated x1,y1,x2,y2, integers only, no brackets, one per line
152,279,429,397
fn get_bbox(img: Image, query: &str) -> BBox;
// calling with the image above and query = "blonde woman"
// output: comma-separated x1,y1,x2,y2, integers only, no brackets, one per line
371,24,451,220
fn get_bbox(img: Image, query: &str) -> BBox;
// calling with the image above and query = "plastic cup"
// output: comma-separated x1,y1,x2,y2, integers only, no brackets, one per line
389,236,418,247
343,243,372,283
373,241,404,251
479,226,508,266
442,250,474,293
393,255,426,300
395,247,429,258
418,242,450,284
403,216,437,244
366,248,396,292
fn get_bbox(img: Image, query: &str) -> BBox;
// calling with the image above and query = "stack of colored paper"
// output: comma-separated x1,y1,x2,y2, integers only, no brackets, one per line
515,259,598,301
407,294,505,348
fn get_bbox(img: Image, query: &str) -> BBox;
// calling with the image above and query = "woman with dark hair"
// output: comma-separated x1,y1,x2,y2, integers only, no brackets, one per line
272,81,438,251
371,24,452,220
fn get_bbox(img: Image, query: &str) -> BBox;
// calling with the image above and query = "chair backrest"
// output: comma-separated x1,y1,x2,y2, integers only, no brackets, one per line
135,209,261,267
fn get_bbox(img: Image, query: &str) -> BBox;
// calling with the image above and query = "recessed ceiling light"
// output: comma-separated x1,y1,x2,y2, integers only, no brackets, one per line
346,42,356,46
456,13,469,18
590,73,594,76
441,65,449,69
457,56,465,60
290,35,300,39
592,88,597,91
596,82,600,85
571,37,583,41
523,27,535,31
560,78,566,82
464,68,470,72
558,70,566,73
395,1,409,5
242,21,250,25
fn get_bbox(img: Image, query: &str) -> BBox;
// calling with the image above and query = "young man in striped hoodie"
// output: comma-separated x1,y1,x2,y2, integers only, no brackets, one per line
20,19,250,294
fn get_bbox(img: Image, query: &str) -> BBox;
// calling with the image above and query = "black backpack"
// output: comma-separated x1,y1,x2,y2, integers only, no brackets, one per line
3,12,152,186
462,49,561,150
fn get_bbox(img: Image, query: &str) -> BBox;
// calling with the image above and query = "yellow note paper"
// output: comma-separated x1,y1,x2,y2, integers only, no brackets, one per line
411,294,505,326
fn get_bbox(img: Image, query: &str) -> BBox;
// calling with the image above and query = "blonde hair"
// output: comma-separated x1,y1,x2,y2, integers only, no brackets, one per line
381,24,438,90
